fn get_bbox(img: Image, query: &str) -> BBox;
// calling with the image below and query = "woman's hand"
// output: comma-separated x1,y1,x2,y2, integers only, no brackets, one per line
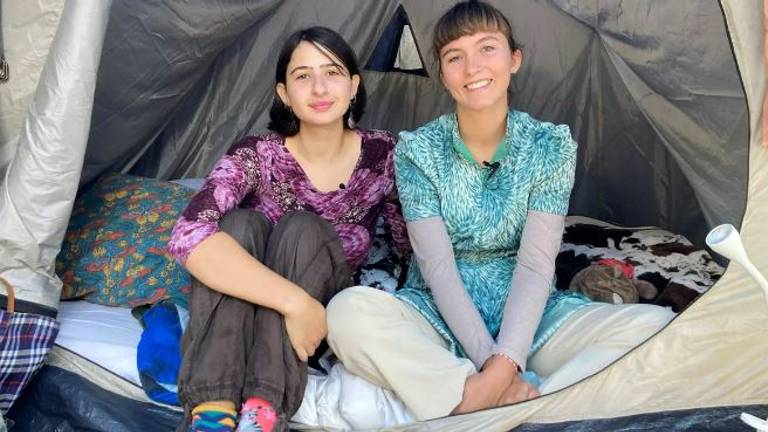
453,355,522,414
482,354,519,378
483,355,539,405
282,292,327,362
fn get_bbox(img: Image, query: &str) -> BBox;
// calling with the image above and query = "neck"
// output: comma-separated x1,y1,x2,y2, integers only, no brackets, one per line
456,101,508,151
293,121,346,161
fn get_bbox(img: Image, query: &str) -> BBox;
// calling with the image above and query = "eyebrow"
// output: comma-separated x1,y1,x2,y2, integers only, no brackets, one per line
476,35,502,45
288,63,344,75
441,34,503,58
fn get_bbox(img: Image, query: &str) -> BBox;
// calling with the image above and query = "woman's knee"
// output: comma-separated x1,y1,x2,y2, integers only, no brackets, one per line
219,208,269,233
267,212,340,262
218,209,271,256
326,287,382,346
273,211,333,243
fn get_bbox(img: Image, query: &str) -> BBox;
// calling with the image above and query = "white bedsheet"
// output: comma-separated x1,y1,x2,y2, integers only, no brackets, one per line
55,301,143,385
55,300,414,429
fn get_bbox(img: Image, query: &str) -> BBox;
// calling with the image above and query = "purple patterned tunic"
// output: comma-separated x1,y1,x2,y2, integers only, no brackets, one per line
168,128,410,270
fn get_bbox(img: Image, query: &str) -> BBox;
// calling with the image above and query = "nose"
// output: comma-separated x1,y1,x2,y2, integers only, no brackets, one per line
464,52,482,76
311,75,328,95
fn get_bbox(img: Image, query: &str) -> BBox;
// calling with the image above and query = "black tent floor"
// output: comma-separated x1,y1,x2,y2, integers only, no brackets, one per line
8,365,182,432
7,365,767,431
510,404,768,432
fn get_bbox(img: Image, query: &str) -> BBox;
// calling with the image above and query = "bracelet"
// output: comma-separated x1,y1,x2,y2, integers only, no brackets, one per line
491,352,521,372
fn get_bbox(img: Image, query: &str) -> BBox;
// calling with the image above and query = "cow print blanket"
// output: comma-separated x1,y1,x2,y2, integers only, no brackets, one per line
555,216,724,312
354,217,407,293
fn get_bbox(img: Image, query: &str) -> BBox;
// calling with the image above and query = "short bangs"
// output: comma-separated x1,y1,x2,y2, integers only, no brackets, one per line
433,1,518,60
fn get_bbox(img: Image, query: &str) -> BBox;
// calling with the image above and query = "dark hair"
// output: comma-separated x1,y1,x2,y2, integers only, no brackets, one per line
433,1,519,64
268,26,366,136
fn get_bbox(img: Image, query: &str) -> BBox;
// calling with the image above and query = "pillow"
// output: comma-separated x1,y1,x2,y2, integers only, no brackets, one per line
555,216,724,312
56,173,195,308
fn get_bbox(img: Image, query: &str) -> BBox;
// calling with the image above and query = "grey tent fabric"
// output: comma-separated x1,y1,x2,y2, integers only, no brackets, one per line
0,0,110,308
549,0,748,240
85,0,399,183
82,0,284,184
83,0,747,246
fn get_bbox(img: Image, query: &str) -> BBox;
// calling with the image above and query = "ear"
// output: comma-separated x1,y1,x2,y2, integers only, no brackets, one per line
276,82,290,107
350,74,361,98
510,49,523,74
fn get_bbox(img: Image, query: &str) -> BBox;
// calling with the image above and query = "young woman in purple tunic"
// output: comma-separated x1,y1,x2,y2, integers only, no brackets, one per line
168,27,409,432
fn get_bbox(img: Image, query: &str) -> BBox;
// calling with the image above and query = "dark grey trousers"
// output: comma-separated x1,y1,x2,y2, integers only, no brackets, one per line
177,209,352,429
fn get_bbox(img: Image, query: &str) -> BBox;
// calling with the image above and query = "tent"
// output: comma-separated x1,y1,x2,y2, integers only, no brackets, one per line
1,0,766,430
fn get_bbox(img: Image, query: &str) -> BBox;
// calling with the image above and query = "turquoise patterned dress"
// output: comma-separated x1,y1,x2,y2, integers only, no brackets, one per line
394,111,593,360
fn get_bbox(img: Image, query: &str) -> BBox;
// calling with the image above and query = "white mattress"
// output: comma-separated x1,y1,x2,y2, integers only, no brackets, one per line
55,300,144,386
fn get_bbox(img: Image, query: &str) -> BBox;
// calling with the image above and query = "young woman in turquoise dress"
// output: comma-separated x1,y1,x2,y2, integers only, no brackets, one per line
326,1,674,420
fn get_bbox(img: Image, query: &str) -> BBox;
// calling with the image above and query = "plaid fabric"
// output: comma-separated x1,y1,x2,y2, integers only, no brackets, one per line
0,310,59,414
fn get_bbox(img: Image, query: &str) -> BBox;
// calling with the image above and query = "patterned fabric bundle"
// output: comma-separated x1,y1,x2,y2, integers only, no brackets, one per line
57,173,196,308
0,277,59,413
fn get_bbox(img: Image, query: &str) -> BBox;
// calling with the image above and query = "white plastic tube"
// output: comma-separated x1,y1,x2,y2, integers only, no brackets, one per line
706,224,768,308
741,413,768,432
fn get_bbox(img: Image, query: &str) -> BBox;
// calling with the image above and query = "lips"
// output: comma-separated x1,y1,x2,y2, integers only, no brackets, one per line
309,101,334,111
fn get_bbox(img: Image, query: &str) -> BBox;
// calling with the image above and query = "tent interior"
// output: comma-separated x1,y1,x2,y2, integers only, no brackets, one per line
1,0,766,431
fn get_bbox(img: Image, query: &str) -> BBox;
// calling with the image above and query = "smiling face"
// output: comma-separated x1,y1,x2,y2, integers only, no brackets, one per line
276,41,360,129
439,31,521,113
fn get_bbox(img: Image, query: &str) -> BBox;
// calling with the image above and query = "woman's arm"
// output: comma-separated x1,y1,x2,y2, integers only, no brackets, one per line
493,124,577,376
186,232,311,311
408,217,495,368
185,232,324,362
168,137,261,266
493,211,565,371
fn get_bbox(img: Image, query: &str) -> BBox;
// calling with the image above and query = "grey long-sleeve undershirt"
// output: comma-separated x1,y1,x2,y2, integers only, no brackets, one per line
406,211,565,371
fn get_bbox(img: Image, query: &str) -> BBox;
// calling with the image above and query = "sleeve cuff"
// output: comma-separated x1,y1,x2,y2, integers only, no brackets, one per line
490,345,527,372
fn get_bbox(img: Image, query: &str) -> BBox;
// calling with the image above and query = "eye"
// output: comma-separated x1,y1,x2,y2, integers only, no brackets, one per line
327,68,342,76
295,73,310,80
446,55,462,64
481,45,496,54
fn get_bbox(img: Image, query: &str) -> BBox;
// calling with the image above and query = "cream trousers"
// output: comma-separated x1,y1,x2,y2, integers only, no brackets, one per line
326,286,675,421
